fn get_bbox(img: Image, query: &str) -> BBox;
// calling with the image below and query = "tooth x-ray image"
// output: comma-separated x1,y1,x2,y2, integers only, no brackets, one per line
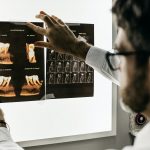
0,22,45,103
46,23,94,99
0,43,13,64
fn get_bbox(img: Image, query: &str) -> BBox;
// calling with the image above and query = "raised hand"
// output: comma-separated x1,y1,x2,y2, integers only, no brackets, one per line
26,11,78,55
26,11,91,60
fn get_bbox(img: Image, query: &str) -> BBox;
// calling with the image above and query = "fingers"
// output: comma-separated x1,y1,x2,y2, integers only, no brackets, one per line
40,11,65,25
26,22,47,35
34,41,52,49
40,11,48,15
49,16,59,25
35,14,54,27
51,15,65,25
39,11,58,24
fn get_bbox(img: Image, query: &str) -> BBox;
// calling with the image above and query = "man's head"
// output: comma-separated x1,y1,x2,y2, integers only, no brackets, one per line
112,0,150,115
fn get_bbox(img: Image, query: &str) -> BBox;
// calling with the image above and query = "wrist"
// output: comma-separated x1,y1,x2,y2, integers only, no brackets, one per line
71,40,91,60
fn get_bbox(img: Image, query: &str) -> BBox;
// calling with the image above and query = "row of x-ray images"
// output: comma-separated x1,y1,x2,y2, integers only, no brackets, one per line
0,43,36,64
0,22,94,102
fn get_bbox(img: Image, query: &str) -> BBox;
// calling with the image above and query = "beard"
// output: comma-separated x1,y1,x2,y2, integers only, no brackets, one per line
120,62,149,113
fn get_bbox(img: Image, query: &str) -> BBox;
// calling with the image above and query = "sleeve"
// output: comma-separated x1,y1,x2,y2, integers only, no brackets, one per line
0,127,24,150
85,46,120,86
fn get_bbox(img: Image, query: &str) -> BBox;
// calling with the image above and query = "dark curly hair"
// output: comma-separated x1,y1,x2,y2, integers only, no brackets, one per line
112,0,150,52
112,0,150,113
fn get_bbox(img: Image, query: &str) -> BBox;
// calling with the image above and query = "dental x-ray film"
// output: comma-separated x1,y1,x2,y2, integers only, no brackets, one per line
0,22,45,102
46,23,94,99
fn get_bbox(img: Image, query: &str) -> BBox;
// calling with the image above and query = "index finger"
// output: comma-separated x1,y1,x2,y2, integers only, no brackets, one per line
40,11,65,25
36,14,54,27
26,22,47,35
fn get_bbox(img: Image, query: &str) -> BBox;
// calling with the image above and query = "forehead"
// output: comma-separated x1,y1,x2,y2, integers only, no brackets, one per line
114,28,134,52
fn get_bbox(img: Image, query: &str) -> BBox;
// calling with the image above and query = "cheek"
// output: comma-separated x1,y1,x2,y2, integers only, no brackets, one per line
120,58,128,88
120,57,136,89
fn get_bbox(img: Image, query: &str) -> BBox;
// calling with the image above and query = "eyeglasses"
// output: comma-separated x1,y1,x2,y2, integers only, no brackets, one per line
106,51,150,71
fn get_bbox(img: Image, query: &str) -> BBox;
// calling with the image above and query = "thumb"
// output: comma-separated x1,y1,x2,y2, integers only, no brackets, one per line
34,41,53,49
40,11,49,16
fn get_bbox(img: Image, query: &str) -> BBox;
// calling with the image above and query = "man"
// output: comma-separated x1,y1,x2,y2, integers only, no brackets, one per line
1,0,150,149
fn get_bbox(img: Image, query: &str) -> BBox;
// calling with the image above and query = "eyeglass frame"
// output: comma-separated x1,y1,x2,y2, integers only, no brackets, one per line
105,50,150,71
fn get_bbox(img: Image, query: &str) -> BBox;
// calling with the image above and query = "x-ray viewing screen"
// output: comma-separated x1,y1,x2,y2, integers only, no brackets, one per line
0,22,94,102
46,23,94,99
0,22,45,102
